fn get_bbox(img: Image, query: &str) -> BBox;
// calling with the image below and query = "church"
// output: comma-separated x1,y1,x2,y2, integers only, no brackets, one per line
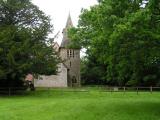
34,14,81,87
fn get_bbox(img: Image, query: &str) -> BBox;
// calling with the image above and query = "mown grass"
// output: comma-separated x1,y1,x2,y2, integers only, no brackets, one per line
0,88,160,120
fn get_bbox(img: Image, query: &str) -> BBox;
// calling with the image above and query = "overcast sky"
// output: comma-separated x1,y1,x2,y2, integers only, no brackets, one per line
32,0,97,44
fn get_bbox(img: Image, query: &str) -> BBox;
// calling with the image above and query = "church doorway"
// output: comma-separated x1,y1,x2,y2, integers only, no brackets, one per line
72,76,77,87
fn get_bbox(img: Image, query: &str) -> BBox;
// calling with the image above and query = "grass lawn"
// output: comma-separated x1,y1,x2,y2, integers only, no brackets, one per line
0,88,160,120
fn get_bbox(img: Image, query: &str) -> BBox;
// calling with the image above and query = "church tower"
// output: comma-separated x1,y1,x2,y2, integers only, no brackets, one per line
59,14,81,87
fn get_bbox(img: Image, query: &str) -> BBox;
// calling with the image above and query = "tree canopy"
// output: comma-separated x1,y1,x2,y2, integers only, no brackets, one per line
0,0,59,87
69,0,160,86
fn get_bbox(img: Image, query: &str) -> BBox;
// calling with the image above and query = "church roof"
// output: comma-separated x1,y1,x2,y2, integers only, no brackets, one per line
52,42,59,52
60,13,73,48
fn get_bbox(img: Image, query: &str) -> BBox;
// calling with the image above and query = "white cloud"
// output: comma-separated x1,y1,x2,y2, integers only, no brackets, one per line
32,0,97,44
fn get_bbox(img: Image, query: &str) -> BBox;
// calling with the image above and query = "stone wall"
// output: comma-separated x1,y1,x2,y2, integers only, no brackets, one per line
34,63,68,87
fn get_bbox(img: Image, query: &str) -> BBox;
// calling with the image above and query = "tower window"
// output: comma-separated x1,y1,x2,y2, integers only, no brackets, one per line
67,49,75,58
70,50,72,57
67,50,69,58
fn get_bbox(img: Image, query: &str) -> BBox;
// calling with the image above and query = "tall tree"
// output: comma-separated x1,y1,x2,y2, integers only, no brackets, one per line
69,0,160,86
0,0,59,87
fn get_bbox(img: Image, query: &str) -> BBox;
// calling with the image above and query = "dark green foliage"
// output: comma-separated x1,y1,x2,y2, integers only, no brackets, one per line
81,54,107,85
69,0,160,86
0,0,59,87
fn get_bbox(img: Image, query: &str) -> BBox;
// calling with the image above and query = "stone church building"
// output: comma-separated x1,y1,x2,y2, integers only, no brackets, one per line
34,14,81,87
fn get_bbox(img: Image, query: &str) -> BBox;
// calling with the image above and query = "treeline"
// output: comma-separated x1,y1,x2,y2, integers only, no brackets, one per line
69,0,160,86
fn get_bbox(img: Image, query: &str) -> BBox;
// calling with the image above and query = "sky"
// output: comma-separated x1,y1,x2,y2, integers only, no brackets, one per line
32,0,97,45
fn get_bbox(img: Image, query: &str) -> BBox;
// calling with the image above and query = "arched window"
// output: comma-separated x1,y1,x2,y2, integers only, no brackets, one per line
67,50,69,58
69,50,72,57
67,49,75,58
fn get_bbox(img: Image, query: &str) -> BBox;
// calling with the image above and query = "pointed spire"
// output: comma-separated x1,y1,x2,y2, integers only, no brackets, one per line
60,13,73,48
66,13,73,28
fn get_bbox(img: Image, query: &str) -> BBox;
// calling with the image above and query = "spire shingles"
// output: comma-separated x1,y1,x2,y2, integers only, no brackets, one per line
60,13,73,48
